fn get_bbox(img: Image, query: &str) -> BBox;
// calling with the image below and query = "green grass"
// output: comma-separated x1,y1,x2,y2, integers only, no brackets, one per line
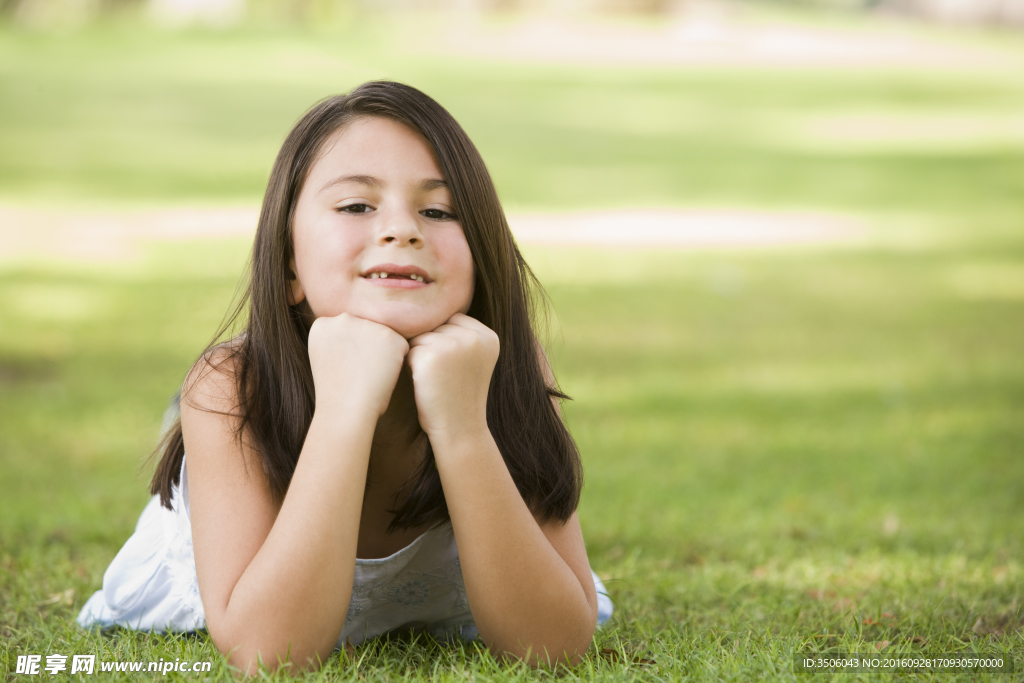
1,11,1023,681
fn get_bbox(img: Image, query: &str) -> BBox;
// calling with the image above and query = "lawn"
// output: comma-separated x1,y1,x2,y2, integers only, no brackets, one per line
1,11,1023,681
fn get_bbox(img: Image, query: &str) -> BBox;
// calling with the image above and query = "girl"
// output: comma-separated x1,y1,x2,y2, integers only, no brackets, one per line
77,81,612,675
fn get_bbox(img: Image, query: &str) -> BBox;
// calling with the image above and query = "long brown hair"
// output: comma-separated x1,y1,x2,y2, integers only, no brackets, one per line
150,81,583,529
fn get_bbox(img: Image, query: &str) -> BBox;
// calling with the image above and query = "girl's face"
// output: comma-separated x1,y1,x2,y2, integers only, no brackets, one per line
289,116,475,339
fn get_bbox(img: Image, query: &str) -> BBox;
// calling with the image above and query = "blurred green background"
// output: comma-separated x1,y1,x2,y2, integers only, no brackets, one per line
1,0,1022,678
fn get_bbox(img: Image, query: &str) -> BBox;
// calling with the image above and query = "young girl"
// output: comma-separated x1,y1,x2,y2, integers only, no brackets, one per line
77,81,612,675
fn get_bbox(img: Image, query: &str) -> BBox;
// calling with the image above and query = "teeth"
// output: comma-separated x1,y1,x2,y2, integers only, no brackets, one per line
366,272,427,282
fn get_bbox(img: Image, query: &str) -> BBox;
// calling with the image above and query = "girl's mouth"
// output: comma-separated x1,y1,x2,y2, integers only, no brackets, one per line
364,271,427,283
360,263,433,285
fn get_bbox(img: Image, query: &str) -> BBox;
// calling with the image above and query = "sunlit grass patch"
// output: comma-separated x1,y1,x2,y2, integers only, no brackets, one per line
4,235,1021,679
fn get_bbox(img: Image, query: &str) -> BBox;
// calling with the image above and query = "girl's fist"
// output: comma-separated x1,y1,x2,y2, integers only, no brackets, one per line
406,313,499,439
307,313,410,418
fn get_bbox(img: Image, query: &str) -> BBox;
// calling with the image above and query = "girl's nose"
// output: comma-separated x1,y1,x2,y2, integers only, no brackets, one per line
376,210,424,247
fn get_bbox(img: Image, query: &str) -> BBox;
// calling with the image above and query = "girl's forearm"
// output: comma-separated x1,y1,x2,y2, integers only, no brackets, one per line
211,409,375,674
431,428,596,665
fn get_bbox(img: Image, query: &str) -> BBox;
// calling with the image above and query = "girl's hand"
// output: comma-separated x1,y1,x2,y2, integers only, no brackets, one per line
406,313,499,439
307,313,410,418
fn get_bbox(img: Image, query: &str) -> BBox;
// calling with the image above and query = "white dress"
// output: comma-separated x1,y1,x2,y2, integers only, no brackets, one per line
77,456,613,647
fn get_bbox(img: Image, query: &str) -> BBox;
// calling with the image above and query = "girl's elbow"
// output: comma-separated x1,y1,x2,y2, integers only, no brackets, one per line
557,621,598,667
489,620,597,668
525,598,599,667
225,647,272,678
500,639,593,669
210,622,333,678
224,643,333,678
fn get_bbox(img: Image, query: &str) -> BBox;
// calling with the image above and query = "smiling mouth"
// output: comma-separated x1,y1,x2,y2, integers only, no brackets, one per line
360,264,433,283
364,271,428,283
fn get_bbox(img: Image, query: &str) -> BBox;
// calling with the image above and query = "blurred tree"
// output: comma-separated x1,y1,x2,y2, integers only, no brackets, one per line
2,0,146,25
880,0,1024,26
1,0,1020,30
149,0,244,27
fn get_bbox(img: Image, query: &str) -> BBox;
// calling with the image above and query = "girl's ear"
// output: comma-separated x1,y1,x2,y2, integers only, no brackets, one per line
287,258,305,306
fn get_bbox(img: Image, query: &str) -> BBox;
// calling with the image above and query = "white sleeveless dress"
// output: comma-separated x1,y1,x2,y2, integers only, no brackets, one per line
77,456,613,647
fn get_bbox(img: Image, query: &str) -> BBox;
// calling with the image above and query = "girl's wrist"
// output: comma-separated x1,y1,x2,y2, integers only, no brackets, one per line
426,420,493,460
309,403,379,441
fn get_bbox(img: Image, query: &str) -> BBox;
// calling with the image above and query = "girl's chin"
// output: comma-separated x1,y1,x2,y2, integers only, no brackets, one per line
310,301,464,339
355,311,446,340
392,323,437,340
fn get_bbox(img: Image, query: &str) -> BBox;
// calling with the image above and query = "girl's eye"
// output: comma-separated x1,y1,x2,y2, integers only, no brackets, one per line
337,203,373,214
421,208,457,221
